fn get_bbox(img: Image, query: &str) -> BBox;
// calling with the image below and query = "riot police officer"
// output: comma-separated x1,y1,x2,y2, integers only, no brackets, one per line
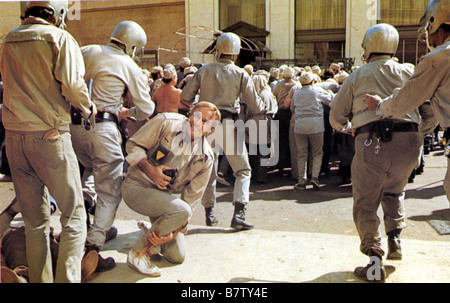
180,32,265,230
70,21,155,272
330,23,433,281
1,0,95,283
364,0,450,202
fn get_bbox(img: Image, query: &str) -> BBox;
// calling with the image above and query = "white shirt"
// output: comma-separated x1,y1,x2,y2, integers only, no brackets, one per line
291,85,334,134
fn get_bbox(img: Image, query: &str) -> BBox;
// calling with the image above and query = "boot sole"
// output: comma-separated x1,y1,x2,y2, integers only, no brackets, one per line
81,250,99,283
386,252,402,260
1,266,21,283
230,222,254,230
353,266,386,282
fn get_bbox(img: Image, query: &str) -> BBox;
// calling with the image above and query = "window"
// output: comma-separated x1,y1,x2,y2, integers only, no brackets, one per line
219,0,265,30
379,0,428,26
295,0,346,30
295,0,346,65
379,0,429,65
394,38,428,66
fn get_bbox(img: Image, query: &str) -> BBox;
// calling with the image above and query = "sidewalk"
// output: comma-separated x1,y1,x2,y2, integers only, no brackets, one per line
78,218,450,283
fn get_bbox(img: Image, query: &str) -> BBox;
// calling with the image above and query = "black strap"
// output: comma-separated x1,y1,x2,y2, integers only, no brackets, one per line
95,111,118,125
219,110,238,122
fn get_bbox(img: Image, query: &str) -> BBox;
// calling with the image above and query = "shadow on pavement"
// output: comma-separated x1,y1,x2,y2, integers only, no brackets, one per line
306,265,396,283
408,208,450,235
187,227,241,235
405,182,446,200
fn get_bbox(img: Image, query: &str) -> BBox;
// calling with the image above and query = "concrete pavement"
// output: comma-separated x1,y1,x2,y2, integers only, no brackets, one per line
1,143,449,284
83,219,450,283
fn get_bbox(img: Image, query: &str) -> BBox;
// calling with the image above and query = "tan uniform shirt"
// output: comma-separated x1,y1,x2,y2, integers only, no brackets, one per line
180,59,265,116
378,37,450,129
0,17,93,132
330,56,421,132
82,43,154,120
125,113,214,208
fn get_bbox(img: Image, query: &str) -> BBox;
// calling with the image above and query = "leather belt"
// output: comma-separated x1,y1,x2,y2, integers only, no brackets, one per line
356,121,418,136
95,111,118,125
219,109,238,121
71,110,118,126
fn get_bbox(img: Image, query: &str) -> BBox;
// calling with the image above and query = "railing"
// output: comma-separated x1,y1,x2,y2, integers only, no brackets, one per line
255,56,356,73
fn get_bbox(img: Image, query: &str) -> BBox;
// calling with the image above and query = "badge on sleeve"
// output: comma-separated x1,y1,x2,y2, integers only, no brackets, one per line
149,145,170,165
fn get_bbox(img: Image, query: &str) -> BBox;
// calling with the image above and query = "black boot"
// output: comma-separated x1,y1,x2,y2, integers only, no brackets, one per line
84,245,116,272
387,229,402,260
84,199,95,229
230,202,254,230
105,226,118,242
205,207,219,226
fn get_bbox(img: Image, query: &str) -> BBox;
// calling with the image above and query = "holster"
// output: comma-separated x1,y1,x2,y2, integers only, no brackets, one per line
374,119,394,142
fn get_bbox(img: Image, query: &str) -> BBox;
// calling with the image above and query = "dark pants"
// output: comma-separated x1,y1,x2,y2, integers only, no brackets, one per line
0,111,10,176
275,109,291,171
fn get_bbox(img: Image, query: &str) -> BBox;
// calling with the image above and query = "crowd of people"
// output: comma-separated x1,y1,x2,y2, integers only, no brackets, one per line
0,0,448,284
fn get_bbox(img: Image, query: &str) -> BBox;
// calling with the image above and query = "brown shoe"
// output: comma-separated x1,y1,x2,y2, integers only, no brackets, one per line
387,237,402,260
1,266,21,283
81,250,99,283
354,256,386,282
387,229,402,260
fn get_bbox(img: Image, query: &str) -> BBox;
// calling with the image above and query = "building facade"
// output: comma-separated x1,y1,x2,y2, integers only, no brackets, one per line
0,0,428,70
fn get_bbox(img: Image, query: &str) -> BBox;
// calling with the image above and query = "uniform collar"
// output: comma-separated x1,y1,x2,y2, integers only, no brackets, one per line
369,55,393,63
22,16,54,26
217,58,235,65
106,42,128,55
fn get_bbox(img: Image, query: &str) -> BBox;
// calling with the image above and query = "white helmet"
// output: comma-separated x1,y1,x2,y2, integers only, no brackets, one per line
419,0,450,50
110,21,147,61
423,0,450,35
25,1,69,28
361,23,399,62
216,32,241,59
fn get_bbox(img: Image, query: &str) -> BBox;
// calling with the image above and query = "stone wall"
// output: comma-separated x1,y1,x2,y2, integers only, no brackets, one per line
67,0,186,66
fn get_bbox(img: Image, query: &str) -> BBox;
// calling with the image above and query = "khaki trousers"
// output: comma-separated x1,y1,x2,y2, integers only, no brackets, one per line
202,118,252,207
70,122,124,248
295,132,324,182
352,131,422,256
5,130,86,283
121,177,191,263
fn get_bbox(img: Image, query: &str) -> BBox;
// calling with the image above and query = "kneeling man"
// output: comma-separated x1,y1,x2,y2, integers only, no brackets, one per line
122,102,220,276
